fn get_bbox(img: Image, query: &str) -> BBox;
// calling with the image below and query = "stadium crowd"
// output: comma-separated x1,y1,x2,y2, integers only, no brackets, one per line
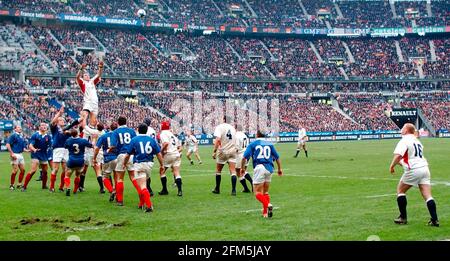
337,93,397,131
1,0,448,29
0,22,448,81
1,76,449,134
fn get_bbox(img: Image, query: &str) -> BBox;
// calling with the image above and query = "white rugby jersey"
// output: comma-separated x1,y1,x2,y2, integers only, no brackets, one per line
77,75,99,106
186,135,198,147
235,131,249,154
394,134,428,170
298,128,306,139
213,123,237,152
160,130,180,155
146,126,156,140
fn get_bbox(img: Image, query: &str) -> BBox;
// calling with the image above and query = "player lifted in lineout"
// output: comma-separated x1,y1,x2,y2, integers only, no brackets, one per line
65,60,104,131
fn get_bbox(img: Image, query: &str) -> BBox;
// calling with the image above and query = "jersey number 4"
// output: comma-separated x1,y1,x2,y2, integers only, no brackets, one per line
226,130,232,140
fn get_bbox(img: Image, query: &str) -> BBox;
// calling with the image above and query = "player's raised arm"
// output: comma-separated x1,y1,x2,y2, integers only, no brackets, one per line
98,60,104,76
93,61,104,85
51,106,64,126
76,63,87,91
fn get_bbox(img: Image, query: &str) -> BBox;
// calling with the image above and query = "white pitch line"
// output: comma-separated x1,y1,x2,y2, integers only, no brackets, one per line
241,207,280,213
365,193,397,198
66,224,114,232
431,181,450,186
186,168,291,173
183,171,450,186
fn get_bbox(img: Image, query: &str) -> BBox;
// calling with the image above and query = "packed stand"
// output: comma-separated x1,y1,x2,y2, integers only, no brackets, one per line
337,93,397,131
186,36,271,79
263,38,334,79
422,39,450,79
0,24,54,74
345,39,417,79
0,0,70,14
399,37,431,61
314,39,348,62
280,96,363,132
93,29,197,78
163,0,235,26
302,0,337,18
23,26,78,73
395,0,429,26
400,92,450,131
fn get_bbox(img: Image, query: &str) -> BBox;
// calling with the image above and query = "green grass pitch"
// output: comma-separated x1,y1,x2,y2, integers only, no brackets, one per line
0,139,449,241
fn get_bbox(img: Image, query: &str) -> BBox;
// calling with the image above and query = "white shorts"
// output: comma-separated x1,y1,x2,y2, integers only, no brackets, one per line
115,154,134,172
163,153,181,168
97,151,104,165
216,150,236,165
235,152,248,169
83,101,98,116
400,166,431,187
84,148,94,166
102,159,117,175
53,148,69,163
11,153,25,165
187,146,197,154
298,139,306,145
253,164,272,185
134,162,154,179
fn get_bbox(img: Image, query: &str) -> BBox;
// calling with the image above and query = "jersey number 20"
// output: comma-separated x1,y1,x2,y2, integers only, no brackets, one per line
255,145,271,159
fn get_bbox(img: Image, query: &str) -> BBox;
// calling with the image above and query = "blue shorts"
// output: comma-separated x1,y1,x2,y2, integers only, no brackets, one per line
31,152,48,162
67,159,84,169
47,150,53,161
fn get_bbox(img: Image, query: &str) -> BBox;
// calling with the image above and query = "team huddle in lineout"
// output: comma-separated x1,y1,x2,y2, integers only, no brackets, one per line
5,61,440,223
5,61,283,218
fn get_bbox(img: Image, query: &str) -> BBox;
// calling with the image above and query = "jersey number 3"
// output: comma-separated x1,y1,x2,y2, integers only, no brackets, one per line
73,144,80,154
